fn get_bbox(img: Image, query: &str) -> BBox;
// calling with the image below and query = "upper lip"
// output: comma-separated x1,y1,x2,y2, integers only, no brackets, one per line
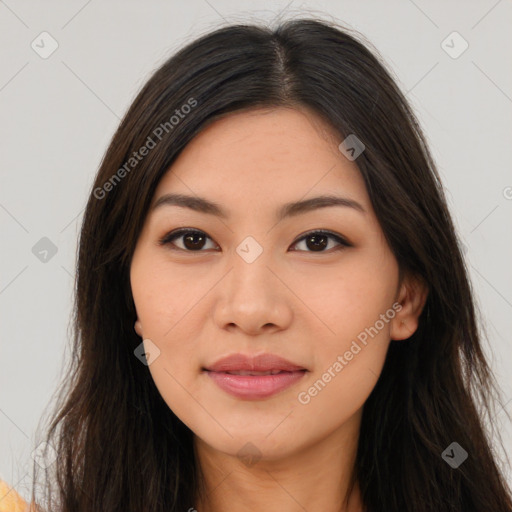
203,353,307,373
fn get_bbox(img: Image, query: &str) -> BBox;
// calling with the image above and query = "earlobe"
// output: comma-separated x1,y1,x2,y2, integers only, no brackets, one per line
390,273,428,341
134,320,143,337
391,317,415,341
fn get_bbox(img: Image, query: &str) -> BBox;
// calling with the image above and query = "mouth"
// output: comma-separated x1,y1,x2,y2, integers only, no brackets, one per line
203,368,307,400
202,352,308,399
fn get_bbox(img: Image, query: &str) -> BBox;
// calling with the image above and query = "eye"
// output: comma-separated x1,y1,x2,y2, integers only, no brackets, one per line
290,229,351,253
158,228,218,252
159,228,351,253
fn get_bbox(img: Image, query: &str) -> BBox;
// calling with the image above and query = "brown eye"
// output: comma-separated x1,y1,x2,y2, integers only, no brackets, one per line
290,230,350,253
301,233,329,251
159,229,217,252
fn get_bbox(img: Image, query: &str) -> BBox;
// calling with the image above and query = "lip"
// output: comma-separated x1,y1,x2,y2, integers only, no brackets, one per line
203,353,308,400
204,353,307,373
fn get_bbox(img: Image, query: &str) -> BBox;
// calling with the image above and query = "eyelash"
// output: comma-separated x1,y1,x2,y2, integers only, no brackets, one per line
158,228,351,254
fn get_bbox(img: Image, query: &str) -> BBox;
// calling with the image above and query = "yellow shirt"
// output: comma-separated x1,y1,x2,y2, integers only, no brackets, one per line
0,480,29,512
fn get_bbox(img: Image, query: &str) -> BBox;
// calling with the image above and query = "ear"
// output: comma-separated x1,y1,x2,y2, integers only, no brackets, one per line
134,319,143,337
390,272,428,341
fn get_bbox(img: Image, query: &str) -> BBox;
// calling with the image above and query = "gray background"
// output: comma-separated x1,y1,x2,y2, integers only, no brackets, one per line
1,0,511,500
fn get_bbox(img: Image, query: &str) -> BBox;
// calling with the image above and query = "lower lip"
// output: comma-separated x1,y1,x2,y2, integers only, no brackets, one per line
205,370,307,399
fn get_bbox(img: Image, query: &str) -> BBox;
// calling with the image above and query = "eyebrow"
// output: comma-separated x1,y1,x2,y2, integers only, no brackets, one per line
152,193,366,221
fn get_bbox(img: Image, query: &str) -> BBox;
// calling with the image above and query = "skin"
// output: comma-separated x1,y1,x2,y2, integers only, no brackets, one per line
130,107,428,512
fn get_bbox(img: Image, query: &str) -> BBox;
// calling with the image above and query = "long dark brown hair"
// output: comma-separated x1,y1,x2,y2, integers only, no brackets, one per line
28,18,512,511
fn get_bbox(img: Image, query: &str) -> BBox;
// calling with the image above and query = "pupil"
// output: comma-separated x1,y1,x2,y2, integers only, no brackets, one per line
184,232,205,250
307,234,327,251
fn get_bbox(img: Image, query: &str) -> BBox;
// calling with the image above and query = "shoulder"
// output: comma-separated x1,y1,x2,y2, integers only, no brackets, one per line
0,479,29,512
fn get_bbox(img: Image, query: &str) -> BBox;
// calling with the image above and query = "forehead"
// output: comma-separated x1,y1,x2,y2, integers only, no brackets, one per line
152,107,370,214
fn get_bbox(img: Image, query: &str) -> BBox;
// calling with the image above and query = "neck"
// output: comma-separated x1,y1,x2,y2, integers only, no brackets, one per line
192,410,364,512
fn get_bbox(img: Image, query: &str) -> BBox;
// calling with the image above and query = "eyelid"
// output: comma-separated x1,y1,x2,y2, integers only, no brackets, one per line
158,228,352,252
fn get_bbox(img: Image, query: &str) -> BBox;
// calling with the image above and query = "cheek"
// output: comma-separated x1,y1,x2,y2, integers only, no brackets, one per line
131,255,205,337
294,253,397,398
292,254,398,342
296,300,393,419
130,255,213,392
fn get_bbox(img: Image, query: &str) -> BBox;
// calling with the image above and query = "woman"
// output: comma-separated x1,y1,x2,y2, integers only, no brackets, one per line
8,17,511,512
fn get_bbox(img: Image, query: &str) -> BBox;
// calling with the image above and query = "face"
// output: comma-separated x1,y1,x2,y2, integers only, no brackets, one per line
130,107,416,462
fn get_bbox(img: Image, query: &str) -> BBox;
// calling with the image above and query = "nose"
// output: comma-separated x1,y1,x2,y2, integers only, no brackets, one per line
211,245,294,336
